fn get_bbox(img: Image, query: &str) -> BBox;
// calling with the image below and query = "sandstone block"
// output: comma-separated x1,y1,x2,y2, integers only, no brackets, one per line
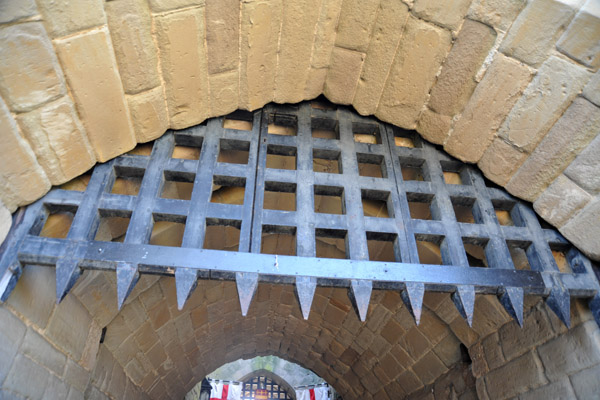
428,19,497,116
353,0,409,115
485,351,547,398
533,175,592,228
6,265,57,329
239,0,282,111
305,68,328,99
72,271,119,329
0,97,51,211
500,304,555,361
206,0,239,75
565,132,600,195
334,0,381,53
147,0,203,13
560,198,600,259
506,97,600,200
17,96,95,185
557,0,600,69
45,294,94,361
323,47,365,105
500,0,583,67
127,87,169,143
21,328,67,376
467,0,527,31
55,28,136,162
46,374,70,399
432,333,461,368
67,387,85,400
416,108,452,145
570,363,600,399
0,201,10,246
411,351,448,385
413,0,473,31
155,8,211,128
477,138,527,186
444,54,532,163
3,354,49,399
310,0,344,70
520,379,576,400
0,23,65,112
0,307,26,383
499,56,590,153
377,16,452,128
274,0,321,104
0,0,36,24
36,0,106,38
583,71,600,106
105,0,161,94
63,359,91,393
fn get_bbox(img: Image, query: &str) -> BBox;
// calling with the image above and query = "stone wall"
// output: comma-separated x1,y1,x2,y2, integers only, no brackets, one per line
0,0,599,259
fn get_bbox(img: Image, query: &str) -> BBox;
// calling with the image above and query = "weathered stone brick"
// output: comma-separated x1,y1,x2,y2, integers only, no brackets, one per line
485,351,547,398
377,16,452,128
334,0,380,53
155,8,210,129
0,97,51,211
444,53,532,163
570,363,600,399
0,201,10,245
46,373,70,399
20,328,67,376
105,0,160,95
432,332,462,368
353,0,409,115
467,0,527,31
206,0,239,75
0,0,37,24
412,351,448,385
0,307,26,383
500,304,555,361
533,175,592,228
560,198,600,259
147,0,203,13
63,359,91,393
520,378,577,400
45,294,93,361
416,109,453,145
55,28,136,162
37,0,106,38
127,87,169,143
72,271,119,329
499,0,582,67
428,19,496,116
4,354,49,399
565,131,600,196
67,387,85,400
6,265,56,329
397,369,424,394
477,137,527,187
557,0,600,69
324,47,364,105
583,71,600,106
209,70,239,118
413,0,472,31
0,22,65,112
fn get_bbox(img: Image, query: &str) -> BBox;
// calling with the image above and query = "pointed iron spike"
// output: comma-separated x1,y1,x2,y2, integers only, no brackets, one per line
401,282,425,325
236,272,258,317
55,258,81,303
452,285,475,327
499,287,524,327
295,276,317,320
175,268,198,310
350,279,373,322
116,262,139,310
546,285,571,328
0,262,22,302
589,295,600,329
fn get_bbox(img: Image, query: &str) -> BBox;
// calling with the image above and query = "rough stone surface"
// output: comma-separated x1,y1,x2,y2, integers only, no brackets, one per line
6,265,57,329
484,351,547,399
334,0,381,53
0,22,65,113
477,137,527,186
147,0,204,13
519,378,577,400
0,0,37,24
36,0,106,38
416,108,452,145
21,328,67,376
45,295,94,361
308,0,344,75
560,198,600,259
467,0,527,31
209,70,239,118
413,0,473,30
444,53,532,163
3,354,49,399
428,19,497,116
353,0,409,116
55,28,136,162
205,0,239,75
500,0,583,67
155,8,210,129
0,307,26,383
506,97,600,200
0,201,11,245
570,362,600,399
105,0,160,95
499,56,590,154
557,0,600,69
17,96,95,185
583,71,600,106
376,16,452,129
533,175,592,228
324,47,365,105
564,123,600,195
127,87,169,143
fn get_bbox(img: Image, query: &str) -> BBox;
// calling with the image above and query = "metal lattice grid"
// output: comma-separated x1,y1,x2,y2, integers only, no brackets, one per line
1,100,599,329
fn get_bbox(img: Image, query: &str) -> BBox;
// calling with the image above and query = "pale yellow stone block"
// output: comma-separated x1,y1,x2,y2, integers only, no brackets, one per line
0,23,65,112
416,108,452,145
127,87,169,143
376,16,452,129
0,0,37,24
155,8,210,128
36,0,106,38
467,0,527,31
560,198,600,259
413,0,473,31
310,0,344,69
305,68,328,100
557,0,600,69
323,47,365,105
0,201,11,246
533,175,592,228
206,0,240,75
209,70,239,118
147,0,204,13
55,28,136,162
477,138,528,187
583,71,600,106
335,0,381,53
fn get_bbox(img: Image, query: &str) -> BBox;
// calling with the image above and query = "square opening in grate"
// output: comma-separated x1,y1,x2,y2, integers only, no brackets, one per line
37,204,77,238
357,153,387,178
451,197,480,224
218,139,250,164
463,237,489,268
399,158,427,181
316,228,348,259
440,161,470,185
59,171,92,192
150,215,186,247
211,175,246,205
111,166,144,196
203,218,241,251
392,127,418,148
94,210,131,242
551,245,573,273
161,171,195,201
506,240,533,271
362,189,392,218
266,144,296,170
415,234,445,265
261,225,296,256
311,117,339,140
314,185,344,214
223,110,254,131
313,148,342,174
268,113,297,136
367,231,398,262
491,200,524,227
128,142,154,156
172,133,203,160
264,181,296,211
407,192,435,220
353,122,381,144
